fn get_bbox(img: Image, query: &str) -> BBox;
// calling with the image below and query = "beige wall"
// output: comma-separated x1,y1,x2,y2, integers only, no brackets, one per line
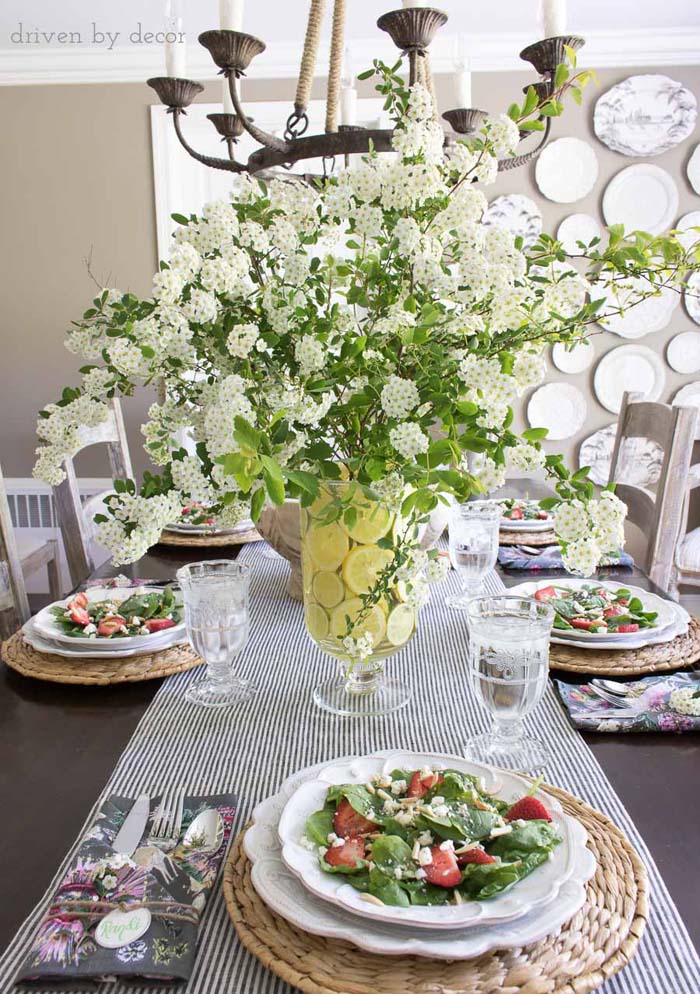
1,64,699,482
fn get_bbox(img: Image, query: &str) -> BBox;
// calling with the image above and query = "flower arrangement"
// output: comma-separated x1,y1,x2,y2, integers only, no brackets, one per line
34,58,699,592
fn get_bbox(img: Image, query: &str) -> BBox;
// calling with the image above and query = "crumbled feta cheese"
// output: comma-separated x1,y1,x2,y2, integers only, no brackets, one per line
431,804,449,819
415,868,427,880
390,779,407,796
431,796,445,806
377,775,392,789
393,867,403,880
417,847,433,866
394,808,416,827
419,766,434,780
84,623,97,635
327,832,339,845
513,819,527,827
490,825,513,838
382,798,399,816
417,830,433,846
319,846,328,857
140,626,151,635
439,839,455,852
130,616,143,627
332,837,345,848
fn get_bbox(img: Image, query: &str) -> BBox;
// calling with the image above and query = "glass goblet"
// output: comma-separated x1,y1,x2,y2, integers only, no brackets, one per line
446,501,500,610
463,595,554,772
176,560,253,708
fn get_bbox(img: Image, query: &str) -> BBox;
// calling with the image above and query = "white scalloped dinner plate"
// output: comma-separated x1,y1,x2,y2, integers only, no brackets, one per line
552,340,595,374
535,138,598,203
593,345,666,414
593,276,678,339
556,214,602,256
602,164,678,236
244,753,596,959
32,586,185,649
688,145,700,195
21,621,187,659
277,751,582,931
667,331,700,374
527,384,587,441
684,272,700,325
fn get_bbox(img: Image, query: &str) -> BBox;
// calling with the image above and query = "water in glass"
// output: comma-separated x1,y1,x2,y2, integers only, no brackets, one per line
447,502,500,609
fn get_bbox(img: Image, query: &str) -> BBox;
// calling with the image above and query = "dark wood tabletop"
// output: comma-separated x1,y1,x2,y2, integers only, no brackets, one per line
1,542,698,960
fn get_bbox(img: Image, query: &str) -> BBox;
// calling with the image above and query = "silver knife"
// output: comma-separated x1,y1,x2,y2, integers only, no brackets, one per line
112,794,150,856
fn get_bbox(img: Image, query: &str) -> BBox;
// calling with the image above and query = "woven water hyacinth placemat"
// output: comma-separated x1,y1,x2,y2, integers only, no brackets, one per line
223,784,648,994
550,617,700,677
499,528,557,546
158,526,261,547
1,632,203,685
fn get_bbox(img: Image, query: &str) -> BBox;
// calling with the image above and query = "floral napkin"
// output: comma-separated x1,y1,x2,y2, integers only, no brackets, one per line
555,673,700,733
17,792,236,984
498,546,633,571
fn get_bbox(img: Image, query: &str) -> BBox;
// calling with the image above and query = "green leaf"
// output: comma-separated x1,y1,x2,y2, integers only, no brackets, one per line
521,85,539,117
260,455,285,506
233,416,263,453
519,119,545,132
250,486,266,522
522,427,548,441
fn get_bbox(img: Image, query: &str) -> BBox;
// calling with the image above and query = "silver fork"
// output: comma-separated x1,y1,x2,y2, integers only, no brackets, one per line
147,785,185,851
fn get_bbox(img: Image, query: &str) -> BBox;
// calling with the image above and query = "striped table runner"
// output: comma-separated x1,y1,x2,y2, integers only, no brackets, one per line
1,543,699,993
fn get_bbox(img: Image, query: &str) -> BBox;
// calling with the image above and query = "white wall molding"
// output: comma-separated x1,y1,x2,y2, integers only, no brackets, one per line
2,27,700,86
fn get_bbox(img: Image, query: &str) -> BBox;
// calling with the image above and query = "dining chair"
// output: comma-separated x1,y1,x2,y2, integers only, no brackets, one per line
53,398,133,588
0,462,61,637
673,411,700,591
607,391,698,597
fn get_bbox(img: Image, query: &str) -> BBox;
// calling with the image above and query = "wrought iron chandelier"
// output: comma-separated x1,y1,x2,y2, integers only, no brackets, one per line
147,2,584,180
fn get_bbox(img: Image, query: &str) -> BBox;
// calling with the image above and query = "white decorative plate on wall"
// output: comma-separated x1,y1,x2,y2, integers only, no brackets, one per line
594,74,697,157
673,381,700,411
684,271,700,325
593,345,666,414
534,138,599,203
482,194,542,247
551,340,595,374
527,383,587,440
667,331,700,374
674,211,700,252
687,144,700,195
593,276,678,338
556,214,602,256
602,164,679,235
579,423,663,488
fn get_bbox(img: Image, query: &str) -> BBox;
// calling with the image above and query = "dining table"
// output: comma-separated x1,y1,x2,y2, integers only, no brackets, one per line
1,538,699,971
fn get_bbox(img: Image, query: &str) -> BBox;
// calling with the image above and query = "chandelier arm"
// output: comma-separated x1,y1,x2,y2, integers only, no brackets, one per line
227,74,290,153
325,0,346,133
295,0,327,116
172,110,245,172
497,115,553,172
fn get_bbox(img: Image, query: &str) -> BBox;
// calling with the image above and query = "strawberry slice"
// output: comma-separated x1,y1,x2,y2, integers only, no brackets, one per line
422,846,462,888
97,615,127,637
332,798,378,838
571,618,606,632
324,835,366,869
537,510,549,520
407,770,443,798
534,586,557,602
68,607,90,626
508,507,524,520
616,623,639,633
68,592,89,610
144,618,177,633
505,796,552,822
603,604,626,618
457,847,497,867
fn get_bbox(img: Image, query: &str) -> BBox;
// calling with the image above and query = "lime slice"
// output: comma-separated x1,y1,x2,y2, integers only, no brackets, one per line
342,544,394,596
386,604,415,646
304,603,330,642
306,521,350,572
330,598,387,646
343,500,393,545
312,570,346,609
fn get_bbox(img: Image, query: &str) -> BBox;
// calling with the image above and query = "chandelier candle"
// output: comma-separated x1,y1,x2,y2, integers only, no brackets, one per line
223,76,235,114
164,16,186,77
219,0,244,31
539,0,567,38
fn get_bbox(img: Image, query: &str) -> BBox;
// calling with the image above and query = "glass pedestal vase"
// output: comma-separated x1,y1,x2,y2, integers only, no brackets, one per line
301,480,418,717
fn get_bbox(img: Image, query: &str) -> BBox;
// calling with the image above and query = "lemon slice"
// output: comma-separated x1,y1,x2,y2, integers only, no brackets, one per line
386,604,415,646
306,521,350,571
392,579,409,603
343,500,393,545
312,570,346,609
342,544,394,596
330,598,387,645
304,603,330,641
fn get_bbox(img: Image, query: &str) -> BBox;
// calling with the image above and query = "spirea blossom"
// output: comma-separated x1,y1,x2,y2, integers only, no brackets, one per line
389,422,430,460
381,375,420,419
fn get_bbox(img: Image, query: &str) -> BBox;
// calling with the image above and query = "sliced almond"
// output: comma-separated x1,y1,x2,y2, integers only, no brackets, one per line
359,893,385,907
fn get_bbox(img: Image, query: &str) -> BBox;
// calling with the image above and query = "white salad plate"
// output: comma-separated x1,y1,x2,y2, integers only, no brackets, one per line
31,586,186,650
578,423,663,489
687,144,700,195
602,164,679,236
594,74,697,157
593,345,666,415
667,331,700,374
556,214,602,256
674,211,700,253
500,504,553,532
535,138,598,203
244,753,596,959
683,271,700,326
165,518,253,536
482,194,542,248
278,751,585,931
551,340,595,374
527,384,587,441
593,276,678,339
21,620,187,659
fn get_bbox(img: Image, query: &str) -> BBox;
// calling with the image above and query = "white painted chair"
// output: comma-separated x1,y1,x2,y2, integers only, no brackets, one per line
608,391,698,597
52,398,133,588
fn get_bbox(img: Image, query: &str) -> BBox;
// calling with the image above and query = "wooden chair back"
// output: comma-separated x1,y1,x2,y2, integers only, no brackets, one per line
0,462,31,638
608,391,698,594
53,398,133,588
